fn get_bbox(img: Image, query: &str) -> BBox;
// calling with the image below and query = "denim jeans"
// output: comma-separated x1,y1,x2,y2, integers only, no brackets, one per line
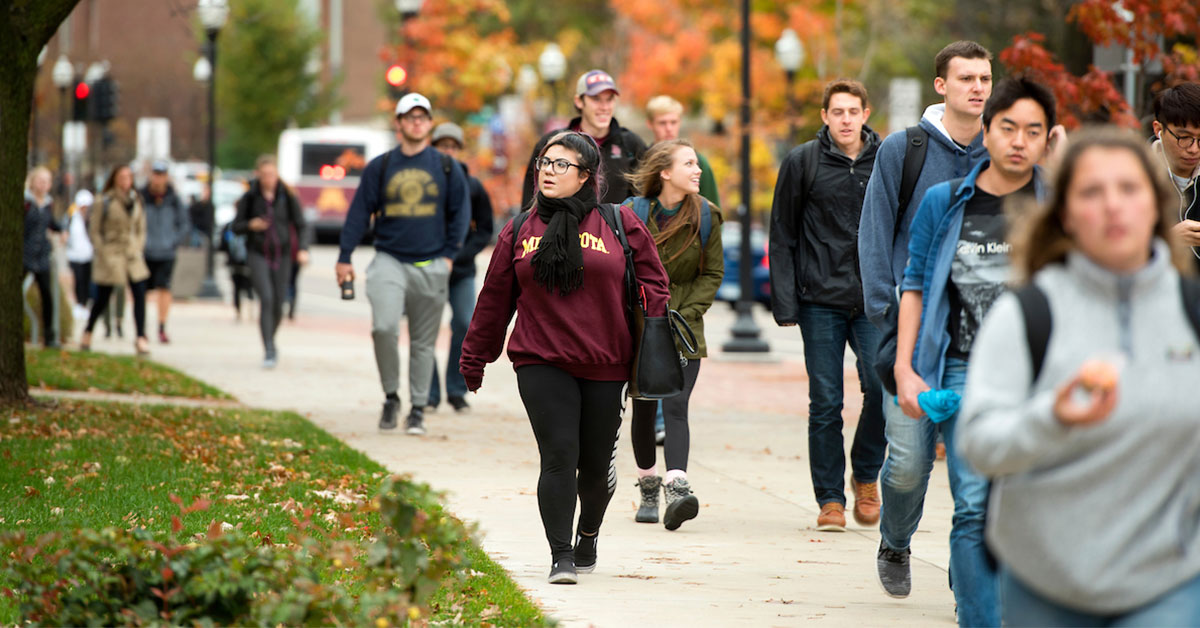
879,357,997,627
796,304,886,506
1001,568,1200,627
429,275,475,407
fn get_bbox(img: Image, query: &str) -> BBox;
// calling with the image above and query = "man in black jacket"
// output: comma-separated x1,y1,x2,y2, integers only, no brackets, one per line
768,79,885,533
426,122,494,413
520,70,647,206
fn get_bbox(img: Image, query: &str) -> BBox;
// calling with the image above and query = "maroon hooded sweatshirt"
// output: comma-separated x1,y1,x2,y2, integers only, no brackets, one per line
459,204,670,389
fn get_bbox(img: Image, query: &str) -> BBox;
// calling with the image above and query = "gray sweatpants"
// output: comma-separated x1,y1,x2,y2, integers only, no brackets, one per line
365,253,449,406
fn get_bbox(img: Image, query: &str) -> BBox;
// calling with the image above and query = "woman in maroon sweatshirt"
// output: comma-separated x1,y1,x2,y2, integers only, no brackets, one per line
460,131,669,585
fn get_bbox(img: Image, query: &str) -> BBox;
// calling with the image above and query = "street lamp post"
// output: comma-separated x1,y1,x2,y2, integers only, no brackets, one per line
775,28,805,146
723,0,770,354
538,43,567,119
196,0,229,300
51,54,74,200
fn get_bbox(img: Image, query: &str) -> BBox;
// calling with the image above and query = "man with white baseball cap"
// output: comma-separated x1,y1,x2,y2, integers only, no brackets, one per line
337,93,471,436
521,69,648,205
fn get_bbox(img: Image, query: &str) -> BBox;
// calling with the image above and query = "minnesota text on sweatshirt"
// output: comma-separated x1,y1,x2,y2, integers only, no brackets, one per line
459,204,670,388
959,240,1200,615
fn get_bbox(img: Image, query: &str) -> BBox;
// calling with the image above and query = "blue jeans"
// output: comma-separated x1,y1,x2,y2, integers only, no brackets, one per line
429,275,475,406
796,304,886,506
879,357,997,627
1001,568,1200,627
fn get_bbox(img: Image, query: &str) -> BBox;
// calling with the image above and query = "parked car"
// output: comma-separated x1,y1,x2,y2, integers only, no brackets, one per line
716,221,771,307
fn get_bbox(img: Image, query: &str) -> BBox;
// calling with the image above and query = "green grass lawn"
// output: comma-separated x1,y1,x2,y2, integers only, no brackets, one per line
25,347,233,400
0,398,547,626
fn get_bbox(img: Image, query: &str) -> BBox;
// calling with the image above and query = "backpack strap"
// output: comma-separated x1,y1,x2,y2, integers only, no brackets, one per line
1178,276,1200,344
597,203,638,316
800,139,821,208
1014,283,1053,384
375,149,392,217
629,196,651,224
699,198,712,247
895,126,930,242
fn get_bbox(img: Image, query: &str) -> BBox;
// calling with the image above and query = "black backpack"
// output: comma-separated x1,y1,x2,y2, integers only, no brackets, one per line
1015,277,1200,383
872,126,930,395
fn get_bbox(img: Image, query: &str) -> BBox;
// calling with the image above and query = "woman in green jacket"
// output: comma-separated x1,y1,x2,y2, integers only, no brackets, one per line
623,139,724,531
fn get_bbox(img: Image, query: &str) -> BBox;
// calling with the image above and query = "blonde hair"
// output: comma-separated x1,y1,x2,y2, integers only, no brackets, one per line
25,166,52,192
646,95,684,121
255,154,278,170
1008,126,1192,282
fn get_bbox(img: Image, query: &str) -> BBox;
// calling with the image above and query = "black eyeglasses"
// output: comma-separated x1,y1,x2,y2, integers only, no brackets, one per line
1161,123,1199,150
534,157,586,175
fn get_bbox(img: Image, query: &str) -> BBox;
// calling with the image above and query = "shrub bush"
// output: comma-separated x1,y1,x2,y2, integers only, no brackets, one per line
0,475,473,626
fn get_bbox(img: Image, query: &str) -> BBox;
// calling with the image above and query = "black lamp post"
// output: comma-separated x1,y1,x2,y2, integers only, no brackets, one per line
723,0,770,353
196,0,228,300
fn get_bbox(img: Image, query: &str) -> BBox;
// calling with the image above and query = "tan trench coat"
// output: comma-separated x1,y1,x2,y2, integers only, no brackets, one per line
89,191,150,286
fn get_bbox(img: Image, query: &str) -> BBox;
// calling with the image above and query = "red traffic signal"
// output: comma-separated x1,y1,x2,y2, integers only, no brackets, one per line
385,64,407,87
75,82,90,99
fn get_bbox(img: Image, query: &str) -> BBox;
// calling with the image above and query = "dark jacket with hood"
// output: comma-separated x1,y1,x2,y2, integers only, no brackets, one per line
521,116,648,206
23,191,62,274
769,125,881,322
231,179,308,263
140,184,190,261
452,161,495,281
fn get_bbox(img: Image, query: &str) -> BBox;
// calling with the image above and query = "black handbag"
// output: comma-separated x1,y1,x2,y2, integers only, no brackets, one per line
600,204,697,400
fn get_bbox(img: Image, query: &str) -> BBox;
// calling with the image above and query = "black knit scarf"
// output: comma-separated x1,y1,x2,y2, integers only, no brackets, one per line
531,186,597,296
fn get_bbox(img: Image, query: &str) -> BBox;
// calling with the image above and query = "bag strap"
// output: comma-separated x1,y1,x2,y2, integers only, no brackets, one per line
1014,283,1052,384
895,126,929,242
1179,276,1200,344
375,149,392,217
699,198,712,247
597,203,638,316
800,139,821,209
667,310,698,354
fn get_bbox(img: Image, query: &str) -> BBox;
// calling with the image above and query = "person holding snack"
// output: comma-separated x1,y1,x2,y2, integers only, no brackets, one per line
958,127,1200,626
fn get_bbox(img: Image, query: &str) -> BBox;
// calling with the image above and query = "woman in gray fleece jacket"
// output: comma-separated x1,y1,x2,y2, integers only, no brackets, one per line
959,128,1200,626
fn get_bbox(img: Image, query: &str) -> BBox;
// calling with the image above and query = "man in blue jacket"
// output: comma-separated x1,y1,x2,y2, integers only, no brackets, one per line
857,39,992,600
426,122,494,414
894,77,1056,628
336,93,471,437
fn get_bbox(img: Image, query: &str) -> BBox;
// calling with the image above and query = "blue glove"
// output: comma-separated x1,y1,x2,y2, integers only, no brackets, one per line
918,389,961,423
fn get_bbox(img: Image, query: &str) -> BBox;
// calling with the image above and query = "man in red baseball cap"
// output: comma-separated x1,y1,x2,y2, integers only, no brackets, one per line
521,69,648,206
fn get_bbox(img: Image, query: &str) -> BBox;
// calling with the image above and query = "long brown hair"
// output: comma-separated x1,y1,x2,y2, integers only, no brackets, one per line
625,139,717,264
1008,126,1192,282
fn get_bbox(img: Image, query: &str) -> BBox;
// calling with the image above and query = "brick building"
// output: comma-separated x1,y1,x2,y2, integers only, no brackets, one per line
31,0,389,172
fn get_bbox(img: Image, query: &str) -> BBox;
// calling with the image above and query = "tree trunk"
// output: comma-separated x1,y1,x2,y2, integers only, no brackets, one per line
0,0,83,408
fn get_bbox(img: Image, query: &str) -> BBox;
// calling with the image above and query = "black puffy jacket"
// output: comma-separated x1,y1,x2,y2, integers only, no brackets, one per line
769,125,880,322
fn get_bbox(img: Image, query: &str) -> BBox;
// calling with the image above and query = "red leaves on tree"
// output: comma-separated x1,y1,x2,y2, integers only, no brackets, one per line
1001,33,1139,129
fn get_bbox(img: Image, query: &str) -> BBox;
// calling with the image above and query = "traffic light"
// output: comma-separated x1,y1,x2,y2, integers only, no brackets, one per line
93,77,119,122
72,81,90,121
385,64,407,98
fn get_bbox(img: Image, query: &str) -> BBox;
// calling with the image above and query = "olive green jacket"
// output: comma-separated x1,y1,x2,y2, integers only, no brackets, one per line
631,198,725,358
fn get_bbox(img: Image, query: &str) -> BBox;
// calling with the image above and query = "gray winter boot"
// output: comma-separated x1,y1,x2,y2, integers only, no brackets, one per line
663,477,699,531
635,475,662,523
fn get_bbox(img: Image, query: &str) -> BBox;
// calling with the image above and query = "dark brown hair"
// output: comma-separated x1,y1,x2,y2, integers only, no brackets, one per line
101,164,133,196
1152,82,1200,129
1008,126,1191,282
625,139,718,266
934,40,992,79
822,79,869,110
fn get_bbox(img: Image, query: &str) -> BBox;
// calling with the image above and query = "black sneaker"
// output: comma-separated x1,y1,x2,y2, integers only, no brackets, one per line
876,541,912,598
405,407,426,436
448,396,471,413
574,532,598,573
379,399,399,431
548,558,577,585
663,478,699,531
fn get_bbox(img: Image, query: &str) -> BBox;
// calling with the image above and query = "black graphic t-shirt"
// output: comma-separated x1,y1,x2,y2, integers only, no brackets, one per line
946,179,1034,358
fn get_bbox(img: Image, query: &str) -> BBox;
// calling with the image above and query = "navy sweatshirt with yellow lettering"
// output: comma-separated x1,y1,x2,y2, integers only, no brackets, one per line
338,145,470,264
459,204,670,389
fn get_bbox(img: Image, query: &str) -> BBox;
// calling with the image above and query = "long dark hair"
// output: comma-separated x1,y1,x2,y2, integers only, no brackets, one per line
530,131,605,207
101,164,133,196
626,139,716,265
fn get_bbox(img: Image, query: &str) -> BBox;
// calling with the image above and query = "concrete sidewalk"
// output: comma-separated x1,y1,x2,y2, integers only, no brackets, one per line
84,245,958,627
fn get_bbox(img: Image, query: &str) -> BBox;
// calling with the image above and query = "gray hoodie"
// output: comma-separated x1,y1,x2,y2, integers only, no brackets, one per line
959,240,1200,614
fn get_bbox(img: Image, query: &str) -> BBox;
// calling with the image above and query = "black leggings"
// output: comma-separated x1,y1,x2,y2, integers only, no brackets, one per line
516,364,624,561
69,261,92,307
631,359,701,473
24,269,55,344
86,280,147,338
